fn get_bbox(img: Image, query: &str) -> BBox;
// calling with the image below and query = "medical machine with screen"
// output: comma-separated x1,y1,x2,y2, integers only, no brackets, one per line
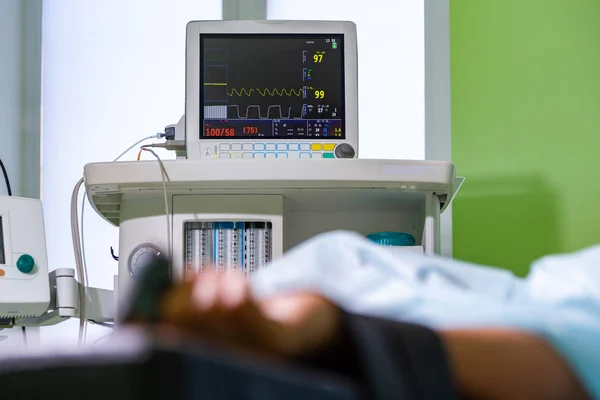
80,20,459,310
184,21,359,161
0,196,50,320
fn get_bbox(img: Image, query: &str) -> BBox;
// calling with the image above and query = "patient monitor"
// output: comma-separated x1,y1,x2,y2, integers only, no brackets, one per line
0,197,50,320
185,20,359,160
82,19,459,309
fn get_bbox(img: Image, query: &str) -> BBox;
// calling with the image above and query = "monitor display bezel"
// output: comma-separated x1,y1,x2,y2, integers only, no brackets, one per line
185,20,358,157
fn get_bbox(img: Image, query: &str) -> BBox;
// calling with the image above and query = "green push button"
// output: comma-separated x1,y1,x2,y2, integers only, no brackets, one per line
323,153,335,159
17,254,35,274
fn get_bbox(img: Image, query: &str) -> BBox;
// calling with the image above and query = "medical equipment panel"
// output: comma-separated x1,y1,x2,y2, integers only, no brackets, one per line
96,157,459,303
183,221,272,277
0,196,50,319
185,21,359,161
115,193,284,299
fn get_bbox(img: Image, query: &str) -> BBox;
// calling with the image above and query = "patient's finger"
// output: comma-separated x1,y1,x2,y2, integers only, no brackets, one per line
159,271,337,358
163,271,255,331
178,272,290,352
191,271,220,311
160,278,196,321
190,273,274,339
215,271,248,309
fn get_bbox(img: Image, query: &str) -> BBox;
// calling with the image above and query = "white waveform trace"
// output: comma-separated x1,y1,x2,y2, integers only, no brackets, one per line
227,104,305,119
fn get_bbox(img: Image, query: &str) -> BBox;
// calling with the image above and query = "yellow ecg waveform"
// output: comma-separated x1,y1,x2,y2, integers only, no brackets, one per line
227,88,303,97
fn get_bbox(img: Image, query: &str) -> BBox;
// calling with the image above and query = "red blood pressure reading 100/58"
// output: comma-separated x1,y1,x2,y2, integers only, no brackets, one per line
204,125,258,137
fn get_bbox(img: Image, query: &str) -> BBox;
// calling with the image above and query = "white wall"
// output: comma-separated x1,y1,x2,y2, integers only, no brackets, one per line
0,0,23,197
41,0,222,344
0,0,24,348
268,0,426,160
0,0,42,201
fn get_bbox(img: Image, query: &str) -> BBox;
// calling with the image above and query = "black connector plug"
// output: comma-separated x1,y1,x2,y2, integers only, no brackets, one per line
164,126,176,140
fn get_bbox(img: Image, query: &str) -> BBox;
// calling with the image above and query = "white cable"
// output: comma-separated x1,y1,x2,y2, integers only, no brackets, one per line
113,135,159,162
81,134,157,279
70,177,86,347
141,148,171,260
76,134,159,346
90,321,114,328
80,192,89,344
89,332,113,347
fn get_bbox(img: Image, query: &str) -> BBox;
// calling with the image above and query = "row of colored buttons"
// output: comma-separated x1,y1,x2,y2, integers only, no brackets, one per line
218,143,337,152
219,152,336,159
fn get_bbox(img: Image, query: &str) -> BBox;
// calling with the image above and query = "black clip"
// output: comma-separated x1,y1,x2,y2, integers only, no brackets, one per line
110,246,119,261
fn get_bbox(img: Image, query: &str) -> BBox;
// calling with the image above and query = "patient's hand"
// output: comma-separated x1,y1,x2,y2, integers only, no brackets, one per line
159,271,340,358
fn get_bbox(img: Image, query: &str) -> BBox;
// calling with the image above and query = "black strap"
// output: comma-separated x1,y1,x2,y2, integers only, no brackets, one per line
300,311,458,400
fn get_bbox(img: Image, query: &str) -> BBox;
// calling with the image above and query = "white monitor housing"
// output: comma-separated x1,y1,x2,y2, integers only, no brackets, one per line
185,20,359,161
82,159,461,303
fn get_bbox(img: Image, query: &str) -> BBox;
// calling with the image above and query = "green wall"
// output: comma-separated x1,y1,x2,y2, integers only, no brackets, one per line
451,0,600,276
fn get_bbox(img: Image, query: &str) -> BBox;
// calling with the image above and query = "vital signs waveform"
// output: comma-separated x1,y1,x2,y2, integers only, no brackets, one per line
227,88,303,97
227,105,303,119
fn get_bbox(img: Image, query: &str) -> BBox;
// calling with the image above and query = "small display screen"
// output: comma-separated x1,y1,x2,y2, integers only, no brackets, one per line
200,34,345,140
0,217,5,265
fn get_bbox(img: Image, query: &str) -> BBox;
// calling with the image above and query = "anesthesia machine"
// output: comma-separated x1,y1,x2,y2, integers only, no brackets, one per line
0,20,461,333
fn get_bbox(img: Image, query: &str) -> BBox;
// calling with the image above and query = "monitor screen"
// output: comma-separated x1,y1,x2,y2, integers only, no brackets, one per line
0,217,5,265
200,34,345,140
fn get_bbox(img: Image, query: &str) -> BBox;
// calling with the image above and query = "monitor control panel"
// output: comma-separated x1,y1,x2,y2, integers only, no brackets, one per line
186,21,358,160
202,141,356,160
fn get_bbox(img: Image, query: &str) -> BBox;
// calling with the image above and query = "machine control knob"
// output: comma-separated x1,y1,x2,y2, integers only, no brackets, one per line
334,143,356,159
17,254,35,274
128,243,162,278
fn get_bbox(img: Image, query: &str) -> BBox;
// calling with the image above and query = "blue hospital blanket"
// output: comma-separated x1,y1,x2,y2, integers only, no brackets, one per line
251,231,600,399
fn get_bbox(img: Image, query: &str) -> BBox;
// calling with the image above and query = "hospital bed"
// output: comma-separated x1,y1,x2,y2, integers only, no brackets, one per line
0,332,360,400
0,321,453,400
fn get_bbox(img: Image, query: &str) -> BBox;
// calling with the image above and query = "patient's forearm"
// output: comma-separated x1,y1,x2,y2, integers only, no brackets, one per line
260,295,590,399
159,275,590,399
440,329,589,400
